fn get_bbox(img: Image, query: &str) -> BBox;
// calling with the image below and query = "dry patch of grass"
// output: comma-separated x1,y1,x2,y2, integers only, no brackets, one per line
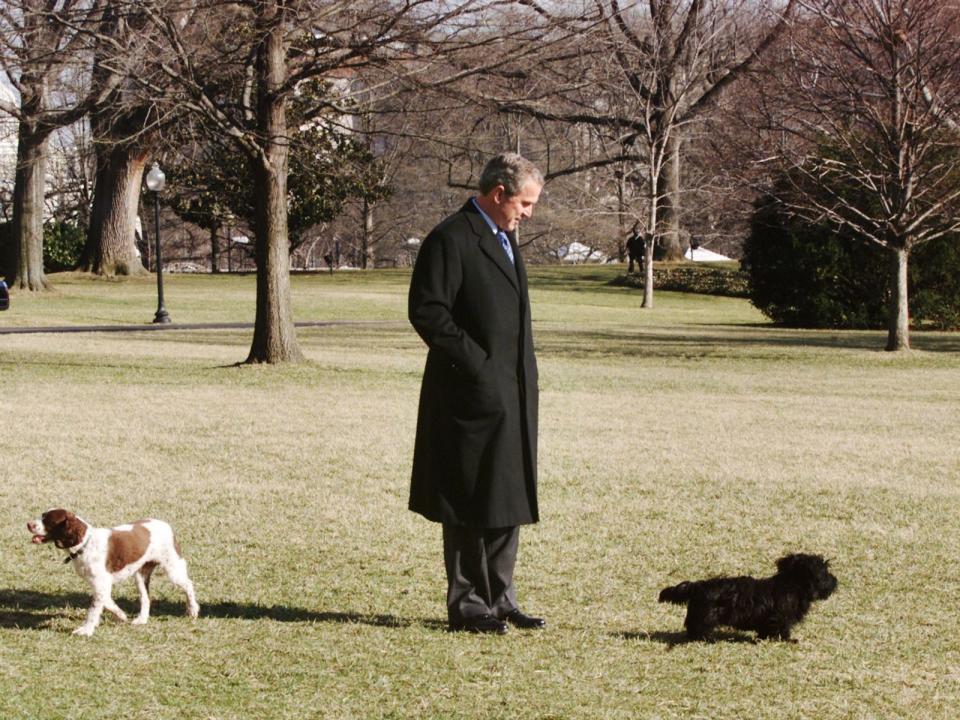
1,268,959,719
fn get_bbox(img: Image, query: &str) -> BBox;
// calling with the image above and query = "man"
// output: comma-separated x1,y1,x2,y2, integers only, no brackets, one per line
408,153,544,635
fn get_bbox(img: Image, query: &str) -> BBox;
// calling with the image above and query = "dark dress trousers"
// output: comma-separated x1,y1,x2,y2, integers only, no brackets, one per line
408,201,539,529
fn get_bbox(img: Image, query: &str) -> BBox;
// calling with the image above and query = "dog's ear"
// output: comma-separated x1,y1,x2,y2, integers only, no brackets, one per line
41,509,69,537
43,509,84,548
776,553,820,579
60,513,85,548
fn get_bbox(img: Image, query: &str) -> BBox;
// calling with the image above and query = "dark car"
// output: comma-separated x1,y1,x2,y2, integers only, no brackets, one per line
0,279,9,311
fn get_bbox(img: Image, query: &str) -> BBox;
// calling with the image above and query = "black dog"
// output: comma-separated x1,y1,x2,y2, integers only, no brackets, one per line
658,553,837,641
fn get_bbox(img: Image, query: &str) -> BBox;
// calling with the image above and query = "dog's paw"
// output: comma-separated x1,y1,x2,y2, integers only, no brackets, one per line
72,625,96,637
131,616,149,626
187,602,200,619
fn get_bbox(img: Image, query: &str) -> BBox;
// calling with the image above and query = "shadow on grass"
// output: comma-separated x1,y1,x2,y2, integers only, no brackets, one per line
614,629,758,648
0,588,446,631
0,589,89,629
537,326,960,357
193,600,447,630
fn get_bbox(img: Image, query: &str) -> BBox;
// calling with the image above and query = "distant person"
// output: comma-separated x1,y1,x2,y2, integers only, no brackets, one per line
626,223,644,273
408,152,545,635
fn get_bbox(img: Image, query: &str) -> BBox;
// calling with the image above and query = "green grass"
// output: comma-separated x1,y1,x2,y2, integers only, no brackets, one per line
2,267,959,719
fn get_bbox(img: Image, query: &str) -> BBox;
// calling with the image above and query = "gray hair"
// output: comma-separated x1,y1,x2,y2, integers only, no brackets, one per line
478,153,544,196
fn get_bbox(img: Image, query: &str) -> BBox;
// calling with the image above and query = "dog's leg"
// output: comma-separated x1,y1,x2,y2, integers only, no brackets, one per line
165,556,200,618
757,625,792,641
74,597,105,637
132,563,156,625
684,619,711,641
74,576,126,636
103,597,127,622
683,599,713,641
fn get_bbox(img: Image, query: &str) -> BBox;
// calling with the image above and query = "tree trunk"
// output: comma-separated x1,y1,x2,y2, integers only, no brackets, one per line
885,246,910,352
210,223,220,273
616,169,627,262
656,132,684,261
642,174,658,309
642,233,655,309
80,144,149,276
246,9,302,364
248,159,302,363
361,197,374,270
10,123,51,291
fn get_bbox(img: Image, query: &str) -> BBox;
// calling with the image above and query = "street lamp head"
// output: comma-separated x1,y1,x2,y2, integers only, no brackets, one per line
145,162,166,193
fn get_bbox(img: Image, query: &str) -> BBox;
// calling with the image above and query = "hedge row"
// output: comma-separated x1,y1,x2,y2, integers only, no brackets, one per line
612,264,749,298
743,193,960,330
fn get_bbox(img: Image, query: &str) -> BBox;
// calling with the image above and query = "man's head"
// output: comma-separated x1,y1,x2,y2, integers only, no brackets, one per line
475,153,543,232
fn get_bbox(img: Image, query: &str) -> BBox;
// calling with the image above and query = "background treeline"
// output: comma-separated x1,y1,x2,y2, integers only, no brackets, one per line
0,1,958,357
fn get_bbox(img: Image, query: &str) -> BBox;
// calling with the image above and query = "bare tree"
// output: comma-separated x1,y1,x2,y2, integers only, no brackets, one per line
79,106,154,277
481,0,795,307
0,0,122,290
79,3,165,278
127,0,521,363
754,0,960,351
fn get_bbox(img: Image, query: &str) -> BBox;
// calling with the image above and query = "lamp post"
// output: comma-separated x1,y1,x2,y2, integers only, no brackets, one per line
145,162,170,324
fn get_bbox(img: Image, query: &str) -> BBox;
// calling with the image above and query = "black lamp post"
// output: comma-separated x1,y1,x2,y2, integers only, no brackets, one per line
145,162,170,324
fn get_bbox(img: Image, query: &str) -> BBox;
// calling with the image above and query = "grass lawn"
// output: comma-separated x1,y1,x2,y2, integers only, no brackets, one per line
1,266,959,719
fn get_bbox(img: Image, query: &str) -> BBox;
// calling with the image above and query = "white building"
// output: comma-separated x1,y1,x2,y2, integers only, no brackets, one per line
0,73,89,221
0,75,18,201
685,246,733,262
556,241,608,264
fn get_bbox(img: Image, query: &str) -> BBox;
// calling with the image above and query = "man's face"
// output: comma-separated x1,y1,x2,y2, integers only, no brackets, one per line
485,179,542,232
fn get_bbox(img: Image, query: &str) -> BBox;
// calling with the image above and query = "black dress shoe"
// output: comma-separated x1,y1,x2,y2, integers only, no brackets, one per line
449,614,508,635
504,609,546,630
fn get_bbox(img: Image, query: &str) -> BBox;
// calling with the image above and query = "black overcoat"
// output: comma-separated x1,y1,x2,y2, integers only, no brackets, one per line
408,200,539,528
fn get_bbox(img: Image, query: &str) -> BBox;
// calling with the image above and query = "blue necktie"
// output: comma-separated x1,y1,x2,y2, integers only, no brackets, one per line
497,230,515,264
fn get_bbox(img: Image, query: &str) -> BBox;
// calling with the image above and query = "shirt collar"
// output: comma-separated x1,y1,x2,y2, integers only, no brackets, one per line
471,197,501,236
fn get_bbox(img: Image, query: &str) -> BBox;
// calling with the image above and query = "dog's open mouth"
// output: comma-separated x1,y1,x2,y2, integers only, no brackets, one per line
31,534,46,544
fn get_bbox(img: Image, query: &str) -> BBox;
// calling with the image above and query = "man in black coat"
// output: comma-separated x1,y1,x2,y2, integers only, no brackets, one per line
408,153,544,635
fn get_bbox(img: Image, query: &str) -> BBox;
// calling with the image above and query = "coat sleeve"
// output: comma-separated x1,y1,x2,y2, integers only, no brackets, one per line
408,227,487,377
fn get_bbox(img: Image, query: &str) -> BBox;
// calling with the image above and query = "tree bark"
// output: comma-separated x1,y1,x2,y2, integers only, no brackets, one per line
361,197,374,270
246,7,303,364
616,169,627,261
210,223,220,273
657,132,684,261
642,171,658,309
248,158,302,363
642,234,655,309
10,121,50,291
885,247,910,352
80,144,149,276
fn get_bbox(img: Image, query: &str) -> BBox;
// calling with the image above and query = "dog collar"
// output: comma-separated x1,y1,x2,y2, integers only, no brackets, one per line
64,532,90,564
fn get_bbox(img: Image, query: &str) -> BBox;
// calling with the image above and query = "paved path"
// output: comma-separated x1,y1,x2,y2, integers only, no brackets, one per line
0,320,404,335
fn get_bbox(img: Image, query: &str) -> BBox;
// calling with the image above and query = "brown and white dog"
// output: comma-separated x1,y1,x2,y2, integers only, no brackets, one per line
27,508,200,636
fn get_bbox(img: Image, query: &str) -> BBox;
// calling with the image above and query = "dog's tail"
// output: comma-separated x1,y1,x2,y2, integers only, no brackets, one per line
658,581,697,605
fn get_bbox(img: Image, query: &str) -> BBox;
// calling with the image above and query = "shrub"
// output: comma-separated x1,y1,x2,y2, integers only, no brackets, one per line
44,221,85,272
743,195,960,329
911,233,960,330
613,263,749,297
0,221,86,275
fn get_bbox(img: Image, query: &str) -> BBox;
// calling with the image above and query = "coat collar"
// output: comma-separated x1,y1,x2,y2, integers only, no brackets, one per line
461,201,520,293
